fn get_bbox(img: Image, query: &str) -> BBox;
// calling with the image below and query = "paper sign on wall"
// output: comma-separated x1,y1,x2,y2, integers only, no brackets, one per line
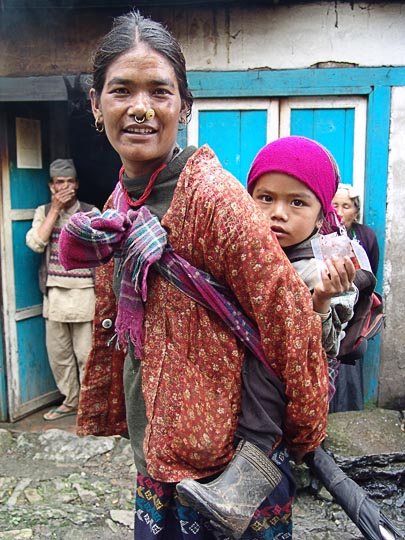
16,117,42,169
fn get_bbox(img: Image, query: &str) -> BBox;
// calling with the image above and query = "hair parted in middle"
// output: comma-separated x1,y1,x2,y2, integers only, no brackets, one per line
91,10,193,123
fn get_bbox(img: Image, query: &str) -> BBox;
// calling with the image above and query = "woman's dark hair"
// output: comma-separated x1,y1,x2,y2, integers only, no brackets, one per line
92,10,193,121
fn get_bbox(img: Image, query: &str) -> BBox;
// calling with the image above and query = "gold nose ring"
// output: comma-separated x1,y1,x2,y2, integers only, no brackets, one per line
134,109,155,124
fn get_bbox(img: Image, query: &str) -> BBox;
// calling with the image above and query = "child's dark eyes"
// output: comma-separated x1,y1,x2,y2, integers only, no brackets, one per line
258,195,273,203
291,200,304,207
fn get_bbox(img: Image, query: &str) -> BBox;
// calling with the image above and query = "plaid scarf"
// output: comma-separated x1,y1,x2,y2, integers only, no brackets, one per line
59,181,168,357
59,181,272,373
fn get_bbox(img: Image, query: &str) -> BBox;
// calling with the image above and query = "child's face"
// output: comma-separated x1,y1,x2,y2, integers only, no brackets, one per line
251,172,323,248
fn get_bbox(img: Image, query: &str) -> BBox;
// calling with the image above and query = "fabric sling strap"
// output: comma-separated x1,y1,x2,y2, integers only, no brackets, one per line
155,249,272,372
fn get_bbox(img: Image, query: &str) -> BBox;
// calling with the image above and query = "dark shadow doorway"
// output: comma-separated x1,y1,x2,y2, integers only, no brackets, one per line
69,108,121,210
65,75,121,210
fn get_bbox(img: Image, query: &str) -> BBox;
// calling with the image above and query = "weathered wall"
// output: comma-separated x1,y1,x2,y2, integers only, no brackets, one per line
1,3,405,76
0,8,116,77
169,3,405,70
379,86,405,409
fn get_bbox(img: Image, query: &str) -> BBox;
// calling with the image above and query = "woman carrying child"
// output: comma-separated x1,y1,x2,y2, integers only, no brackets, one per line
59,12,329,540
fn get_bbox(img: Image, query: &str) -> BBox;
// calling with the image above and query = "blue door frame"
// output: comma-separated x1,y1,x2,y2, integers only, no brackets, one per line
187,66,404,403
0,105,59,421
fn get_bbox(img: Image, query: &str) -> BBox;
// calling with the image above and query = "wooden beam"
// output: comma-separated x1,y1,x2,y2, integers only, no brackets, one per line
0,75,82,102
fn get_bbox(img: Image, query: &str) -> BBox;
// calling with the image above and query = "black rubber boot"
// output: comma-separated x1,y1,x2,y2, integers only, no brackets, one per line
176,440,282,539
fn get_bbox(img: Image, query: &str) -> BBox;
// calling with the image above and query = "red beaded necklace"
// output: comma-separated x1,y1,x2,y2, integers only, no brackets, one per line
118,162,167,208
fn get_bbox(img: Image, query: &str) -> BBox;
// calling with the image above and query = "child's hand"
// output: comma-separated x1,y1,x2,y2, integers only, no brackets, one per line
312,256,355,314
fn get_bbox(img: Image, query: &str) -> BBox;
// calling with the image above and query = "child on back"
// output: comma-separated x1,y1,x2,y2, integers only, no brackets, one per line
177,136,358,539
248,136,357,362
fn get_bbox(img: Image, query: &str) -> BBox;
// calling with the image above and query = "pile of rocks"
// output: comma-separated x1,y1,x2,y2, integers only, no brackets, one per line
0,428,134,539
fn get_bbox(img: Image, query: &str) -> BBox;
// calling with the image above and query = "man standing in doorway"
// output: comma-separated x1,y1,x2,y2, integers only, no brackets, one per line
26,159,97,421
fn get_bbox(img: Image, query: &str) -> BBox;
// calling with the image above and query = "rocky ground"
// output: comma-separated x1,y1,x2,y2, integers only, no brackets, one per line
0,408,403,540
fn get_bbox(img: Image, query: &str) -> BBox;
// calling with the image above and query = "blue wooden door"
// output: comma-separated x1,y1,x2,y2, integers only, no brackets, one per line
188,100,274,187
289,107,355,184
198,110,267,186
1,107,59,420
280,96,367,210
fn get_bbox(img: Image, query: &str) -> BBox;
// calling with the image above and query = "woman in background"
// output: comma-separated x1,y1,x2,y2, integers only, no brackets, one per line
330,184,380,412
332,184,379,275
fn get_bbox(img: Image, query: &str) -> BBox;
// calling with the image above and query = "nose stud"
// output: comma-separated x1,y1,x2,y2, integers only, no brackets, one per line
145,109,155,120
134,108,155,124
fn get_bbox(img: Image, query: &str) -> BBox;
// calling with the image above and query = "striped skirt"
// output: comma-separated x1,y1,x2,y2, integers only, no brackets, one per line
134,443,295,540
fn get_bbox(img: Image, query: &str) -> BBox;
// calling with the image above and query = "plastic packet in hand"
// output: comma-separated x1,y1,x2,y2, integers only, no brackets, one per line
311,232,372,277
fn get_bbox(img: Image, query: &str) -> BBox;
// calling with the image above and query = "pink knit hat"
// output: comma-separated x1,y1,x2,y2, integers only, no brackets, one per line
247,136,340,230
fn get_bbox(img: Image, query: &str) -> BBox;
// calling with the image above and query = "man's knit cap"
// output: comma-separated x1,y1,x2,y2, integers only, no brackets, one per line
49,158,77,179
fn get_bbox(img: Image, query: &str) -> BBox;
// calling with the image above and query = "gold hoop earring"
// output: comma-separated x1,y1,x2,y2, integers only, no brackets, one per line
95,118,104,133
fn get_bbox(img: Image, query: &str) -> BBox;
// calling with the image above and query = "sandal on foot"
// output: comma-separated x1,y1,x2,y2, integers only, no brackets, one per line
43,407,77,421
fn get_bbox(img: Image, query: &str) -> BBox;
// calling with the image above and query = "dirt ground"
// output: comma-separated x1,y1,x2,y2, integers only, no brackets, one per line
0,408,403,539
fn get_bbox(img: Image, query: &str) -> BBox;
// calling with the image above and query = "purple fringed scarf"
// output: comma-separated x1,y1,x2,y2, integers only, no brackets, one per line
114,208,167,354
59,182,167,357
